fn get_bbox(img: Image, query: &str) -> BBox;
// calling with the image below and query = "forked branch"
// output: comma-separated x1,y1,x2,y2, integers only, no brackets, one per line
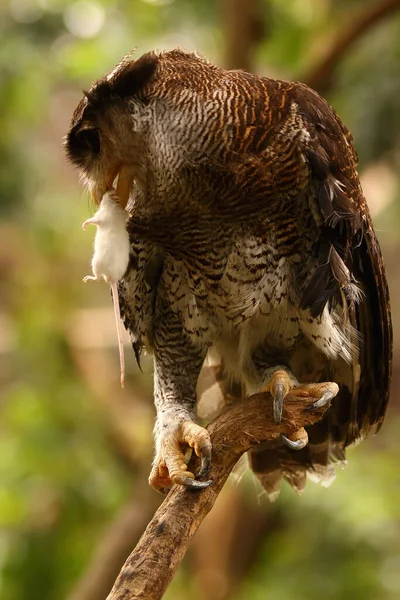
107,392,330,600
304,0,400,94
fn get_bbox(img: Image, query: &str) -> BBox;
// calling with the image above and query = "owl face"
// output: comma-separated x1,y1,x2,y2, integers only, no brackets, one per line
65,105,119,203
64,52,159,206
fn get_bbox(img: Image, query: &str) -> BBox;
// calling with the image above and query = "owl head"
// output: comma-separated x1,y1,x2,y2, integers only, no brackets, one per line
64,52,159,207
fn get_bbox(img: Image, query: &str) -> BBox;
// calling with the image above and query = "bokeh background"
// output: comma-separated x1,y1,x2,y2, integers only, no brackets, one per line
1,0,400,598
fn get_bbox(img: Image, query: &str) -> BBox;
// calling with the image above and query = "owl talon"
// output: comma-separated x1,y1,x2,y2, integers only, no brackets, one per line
305,387,338,411
281,434,308,450
273,383,285,424
197,454,211,478
264,369,292,424
183,477,212,491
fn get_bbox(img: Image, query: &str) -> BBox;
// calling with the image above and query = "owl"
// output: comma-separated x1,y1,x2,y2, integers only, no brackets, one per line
65,50,392,498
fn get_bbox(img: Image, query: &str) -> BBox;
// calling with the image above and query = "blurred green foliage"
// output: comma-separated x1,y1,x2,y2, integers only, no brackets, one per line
0,1,399,599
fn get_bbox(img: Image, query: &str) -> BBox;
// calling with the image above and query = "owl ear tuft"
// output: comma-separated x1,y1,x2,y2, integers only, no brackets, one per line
88,52,159,105
111,52,159,99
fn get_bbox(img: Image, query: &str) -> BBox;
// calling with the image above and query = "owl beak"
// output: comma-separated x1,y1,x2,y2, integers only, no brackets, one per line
90,166,119,206
115,165,135,209
90,164,134,209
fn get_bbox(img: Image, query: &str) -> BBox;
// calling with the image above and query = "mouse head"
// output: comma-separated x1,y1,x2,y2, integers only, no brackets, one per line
64,52,159,207
82,191,130,231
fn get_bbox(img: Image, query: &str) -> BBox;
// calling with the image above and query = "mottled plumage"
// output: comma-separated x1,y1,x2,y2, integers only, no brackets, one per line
65,49,392,497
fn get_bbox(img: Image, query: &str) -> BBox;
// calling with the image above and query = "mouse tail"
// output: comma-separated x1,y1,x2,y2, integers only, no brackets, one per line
110,281,125,388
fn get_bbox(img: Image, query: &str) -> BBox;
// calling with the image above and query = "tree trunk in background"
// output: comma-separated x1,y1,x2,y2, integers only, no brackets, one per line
222,0,265,71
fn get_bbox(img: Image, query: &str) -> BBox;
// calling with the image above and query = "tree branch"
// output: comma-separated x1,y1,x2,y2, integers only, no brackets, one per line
106,391,330,600
303,0,400,95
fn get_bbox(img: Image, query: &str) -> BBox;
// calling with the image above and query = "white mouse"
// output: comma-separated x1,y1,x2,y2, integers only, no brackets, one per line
82,190,130,387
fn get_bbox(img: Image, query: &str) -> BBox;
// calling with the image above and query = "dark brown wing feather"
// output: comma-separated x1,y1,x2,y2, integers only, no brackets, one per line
249,82,392,498
351,215,392,441
294,82,392,442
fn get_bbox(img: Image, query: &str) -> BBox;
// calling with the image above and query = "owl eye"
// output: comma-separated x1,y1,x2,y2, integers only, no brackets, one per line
76,127,101,154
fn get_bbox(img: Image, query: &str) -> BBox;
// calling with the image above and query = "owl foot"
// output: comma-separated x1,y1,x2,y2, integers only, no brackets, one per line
149,421,212,492
293,381,339,411
302,382,339,411
283,382,338,450
263,370,339,450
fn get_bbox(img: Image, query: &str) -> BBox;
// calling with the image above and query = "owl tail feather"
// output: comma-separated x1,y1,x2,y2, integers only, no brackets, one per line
248,434,342,501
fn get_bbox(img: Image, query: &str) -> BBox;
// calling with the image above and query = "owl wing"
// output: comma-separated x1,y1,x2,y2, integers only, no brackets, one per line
293,82,392,445
248,81,392,497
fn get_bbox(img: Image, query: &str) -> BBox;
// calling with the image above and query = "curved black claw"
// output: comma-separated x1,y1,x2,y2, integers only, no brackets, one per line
305,390,335,412
156,487,170,496
183,477,213,491
273,383,285,424
281,434,308,450
197,454,211,478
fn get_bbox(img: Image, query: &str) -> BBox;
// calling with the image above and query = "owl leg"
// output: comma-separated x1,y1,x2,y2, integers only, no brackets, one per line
149,306,212,492
263,368,339,450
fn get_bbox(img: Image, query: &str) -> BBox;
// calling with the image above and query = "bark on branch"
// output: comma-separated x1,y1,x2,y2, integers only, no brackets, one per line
107,391,330,600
